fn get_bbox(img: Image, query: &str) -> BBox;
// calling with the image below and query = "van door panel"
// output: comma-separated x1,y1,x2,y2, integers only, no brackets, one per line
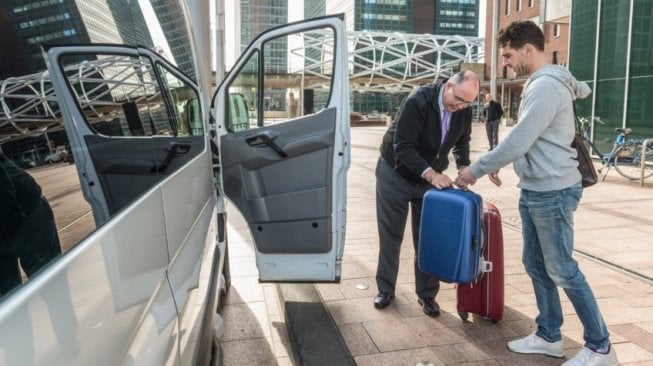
82,135,204,216
160,153,214,258
0,189,172,365
43,45,213,364
213,15,350,281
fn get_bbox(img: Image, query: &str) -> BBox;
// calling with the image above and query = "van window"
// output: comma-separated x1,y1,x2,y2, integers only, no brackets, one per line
157,64,203,136
58,53,182,137
227,52,259,132
225,26,336,129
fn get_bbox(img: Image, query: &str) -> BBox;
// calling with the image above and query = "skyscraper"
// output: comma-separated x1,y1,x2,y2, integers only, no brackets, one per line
434,0,479,37
570,0,653,147
239,0,288,111
240,0,288,74
0,0,196,156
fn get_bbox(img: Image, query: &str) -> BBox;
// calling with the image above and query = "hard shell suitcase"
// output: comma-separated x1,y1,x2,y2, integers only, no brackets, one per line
456,202,504,323
417,188,483,284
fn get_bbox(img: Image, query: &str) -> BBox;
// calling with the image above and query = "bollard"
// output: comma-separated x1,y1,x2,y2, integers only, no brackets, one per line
642,139,651,186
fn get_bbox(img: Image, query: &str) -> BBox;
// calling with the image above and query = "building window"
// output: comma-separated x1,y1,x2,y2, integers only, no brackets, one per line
553,24,560,37
505,0,510,16
552,51,559,64
528,0,534,7
516,0,521,12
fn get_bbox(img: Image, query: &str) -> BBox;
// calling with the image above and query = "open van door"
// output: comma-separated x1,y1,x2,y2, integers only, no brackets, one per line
212,15,350,281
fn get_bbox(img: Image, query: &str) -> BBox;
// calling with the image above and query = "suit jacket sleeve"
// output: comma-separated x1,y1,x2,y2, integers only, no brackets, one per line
452,109,472,169
0,160,19,237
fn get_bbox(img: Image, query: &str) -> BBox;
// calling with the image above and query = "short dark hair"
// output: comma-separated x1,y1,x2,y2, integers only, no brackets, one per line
497,20,545,51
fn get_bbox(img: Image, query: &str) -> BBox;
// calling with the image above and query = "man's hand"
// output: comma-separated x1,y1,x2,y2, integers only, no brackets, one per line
426,171,453,190
454,167,477,188
488,170,502,187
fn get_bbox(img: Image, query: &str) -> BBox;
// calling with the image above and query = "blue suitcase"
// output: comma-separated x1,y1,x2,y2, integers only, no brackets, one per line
418,188,483,284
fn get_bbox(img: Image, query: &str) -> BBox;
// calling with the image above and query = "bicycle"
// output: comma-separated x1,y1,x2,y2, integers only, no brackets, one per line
577,116,653,181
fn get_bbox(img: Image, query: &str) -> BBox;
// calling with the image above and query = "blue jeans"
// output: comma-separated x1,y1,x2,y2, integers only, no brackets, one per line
519,183,610,351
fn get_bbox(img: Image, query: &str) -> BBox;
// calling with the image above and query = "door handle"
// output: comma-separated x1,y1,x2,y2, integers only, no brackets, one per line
245,130,288,158
156,142,191,172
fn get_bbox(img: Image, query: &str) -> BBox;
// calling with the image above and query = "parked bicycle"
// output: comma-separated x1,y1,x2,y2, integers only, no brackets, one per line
577,116,653,181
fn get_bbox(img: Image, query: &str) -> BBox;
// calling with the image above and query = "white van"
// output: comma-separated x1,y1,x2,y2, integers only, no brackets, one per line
0,4,349,365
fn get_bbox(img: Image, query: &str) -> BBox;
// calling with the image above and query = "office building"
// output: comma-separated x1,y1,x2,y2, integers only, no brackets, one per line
483,0,569,122
239,0,288,111
0,0,194,158
570,0,653,149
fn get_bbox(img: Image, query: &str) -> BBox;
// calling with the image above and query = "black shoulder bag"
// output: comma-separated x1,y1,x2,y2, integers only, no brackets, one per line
571,104,598,188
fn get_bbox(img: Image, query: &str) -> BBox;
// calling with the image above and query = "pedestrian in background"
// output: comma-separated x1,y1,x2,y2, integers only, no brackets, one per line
456,20,618,366
373,70,480,316
483,93,503,151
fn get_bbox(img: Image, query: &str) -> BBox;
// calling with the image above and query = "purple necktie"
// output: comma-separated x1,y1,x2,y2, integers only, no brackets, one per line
441,111,450,144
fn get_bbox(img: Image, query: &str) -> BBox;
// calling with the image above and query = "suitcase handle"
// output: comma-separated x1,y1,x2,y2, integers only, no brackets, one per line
481,260,493,273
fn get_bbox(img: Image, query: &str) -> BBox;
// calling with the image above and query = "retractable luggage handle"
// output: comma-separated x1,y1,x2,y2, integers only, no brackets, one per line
474,209,493,283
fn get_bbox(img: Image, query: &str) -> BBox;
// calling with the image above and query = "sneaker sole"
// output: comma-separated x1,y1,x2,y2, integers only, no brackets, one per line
507,344,565,358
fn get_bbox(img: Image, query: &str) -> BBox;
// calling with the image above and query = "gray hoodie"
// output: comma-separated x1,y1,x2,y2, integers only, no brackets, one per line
470,65,591,191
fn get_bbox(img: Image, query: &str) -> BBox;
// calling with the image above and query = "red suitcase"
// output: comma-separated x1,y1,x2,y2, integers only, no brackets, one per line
456,202,504,323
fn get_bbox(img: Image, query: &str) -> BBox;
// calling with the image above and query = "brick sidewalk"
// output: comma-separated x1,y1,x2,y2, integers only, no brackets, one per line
220,123,653,365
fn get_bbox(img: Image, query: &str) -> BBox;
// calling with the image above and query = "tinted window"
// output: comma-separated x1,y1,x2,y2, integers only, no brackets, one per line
57,53,201,138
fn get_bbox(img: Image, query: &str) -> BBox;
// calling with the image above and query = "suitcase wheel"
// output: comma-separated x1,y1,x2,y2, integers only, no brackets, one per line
457,311,469,322
491,318,498,324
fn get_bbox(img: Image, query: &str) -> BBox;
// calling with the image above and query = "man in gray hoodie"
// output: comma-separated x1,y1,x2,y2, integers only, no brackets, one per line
456,20,618,366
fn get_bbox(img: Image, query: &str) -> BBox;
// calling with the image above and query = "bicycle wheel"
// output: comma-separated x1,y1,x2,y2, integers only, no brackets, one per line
614,144,653,180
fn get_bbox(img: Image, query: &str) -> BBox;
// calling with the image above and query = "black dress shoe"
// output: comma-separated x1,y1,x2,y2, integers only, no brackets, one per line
418,297,440,317
373,293,394,309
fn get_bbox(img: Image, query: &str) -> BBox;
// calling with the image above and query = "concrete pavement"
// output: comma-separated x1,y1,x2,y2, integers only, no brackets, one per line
220,122,653,365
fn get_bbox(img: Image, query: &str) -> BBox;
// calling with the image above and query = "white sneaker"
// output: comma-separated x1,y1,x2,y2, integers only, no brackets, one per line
507,332,565,358
562,346,619,366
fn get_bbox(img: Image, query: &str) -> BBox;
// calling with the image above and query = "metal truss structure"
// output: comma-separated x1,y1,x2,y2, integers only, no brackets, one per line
346,31,483,93
1,32,483,140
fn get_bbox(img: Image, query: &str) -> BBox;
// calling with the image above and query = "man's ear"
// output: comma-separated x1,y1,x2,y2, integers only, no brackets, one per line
523,43,536,56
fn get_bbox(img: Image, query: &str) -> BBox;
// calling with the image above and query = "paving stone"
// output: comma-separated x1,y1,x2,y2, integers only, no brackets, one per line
354,347,443,366
221,337,277,366
612,324,653,354
363,318,427,352
338,323,379,356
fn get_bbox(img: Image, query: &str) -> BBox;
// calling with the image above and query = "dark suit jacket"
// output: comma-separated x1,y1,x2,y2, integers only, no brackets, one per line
483,100,503,122
0,153,41,239
379,82,472,184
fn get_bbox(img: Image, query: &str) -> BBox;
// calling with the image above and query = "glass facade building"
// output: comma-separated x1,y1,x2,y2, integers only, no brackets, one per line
0,0,197,159
304,0,325,19
435,0,479,36
240,0,288,74
354,0,412,32
570,0,653,151
352,0,412,114
240,0,288,111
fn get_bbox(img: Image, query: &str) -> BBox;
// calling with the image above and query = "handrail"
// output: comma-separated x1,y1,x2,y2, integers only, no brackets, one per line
642,138,652,186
